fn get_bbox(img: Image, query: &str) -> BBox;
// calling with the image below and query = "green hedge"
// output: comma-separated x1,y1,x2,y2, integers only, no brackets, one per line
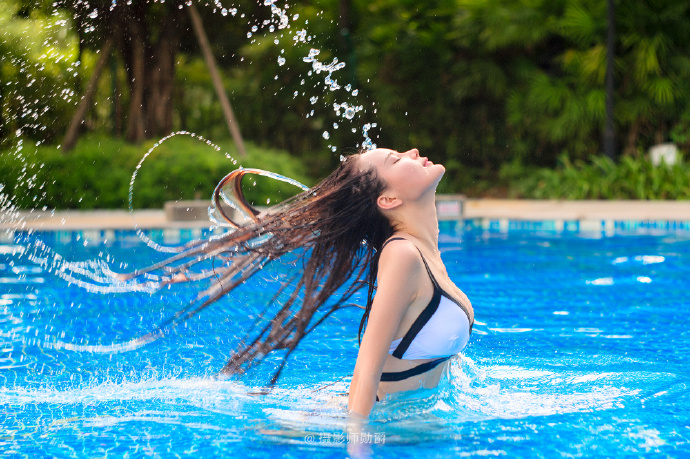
4,135,688,208
502,154,690,200
0,134,312,210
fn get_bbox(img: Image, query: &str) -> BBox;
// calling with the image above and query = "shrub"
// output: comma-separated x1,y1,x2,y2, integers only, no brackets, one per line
505,153,690,199
0,133,312,210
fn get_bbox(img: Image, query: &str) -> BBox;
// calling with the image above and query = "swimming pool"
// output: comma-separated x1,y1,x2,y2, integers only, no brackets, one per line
1,220,688,457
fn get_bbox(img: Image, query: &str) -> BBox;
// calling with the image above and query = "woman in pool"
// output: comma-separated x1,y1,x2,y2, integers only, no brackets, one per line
121,147,474,419
343,148,474,418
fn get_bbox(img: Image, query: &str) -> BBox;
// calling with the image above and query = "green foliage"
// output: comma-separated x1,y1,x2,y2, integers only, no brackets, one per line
670,107,690,152
0,0,79,145
3,0,690,201
223,0,350,177
348,0,515,195
0,134,311,210
504,153,690,200
457,0,690,162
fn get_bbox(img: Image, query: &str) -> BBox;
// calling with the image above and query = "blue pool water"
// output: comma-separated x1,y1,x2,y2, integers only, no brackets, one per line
1,220,689,457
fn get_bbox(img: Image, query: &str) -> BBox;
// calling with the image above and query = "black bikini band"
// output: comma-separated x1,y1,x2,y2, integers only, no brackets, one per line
379,356,451,382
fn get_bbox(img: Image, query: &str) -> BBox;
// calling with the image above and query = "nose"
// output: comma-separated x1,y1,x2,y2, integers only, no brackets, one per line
403,148,419,158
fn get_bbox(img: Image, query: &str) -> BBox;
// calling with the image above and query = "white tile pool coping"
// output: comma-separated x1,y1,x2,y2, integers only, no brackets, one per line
2,199,690,231
463,199,690,221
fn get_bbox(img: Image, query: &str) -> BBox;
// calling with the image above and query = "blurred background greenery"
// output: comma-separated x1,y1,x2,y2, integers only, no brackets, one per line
1,0,689,209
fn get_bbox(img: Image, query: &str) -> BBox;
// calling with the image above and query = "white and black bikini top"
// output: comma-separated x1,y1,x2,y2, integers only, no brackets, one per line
383,237,474,361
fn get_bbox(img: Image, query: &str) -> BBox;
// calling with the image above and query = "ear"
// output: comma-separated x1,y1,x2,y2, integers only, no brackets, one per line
377,194,402,211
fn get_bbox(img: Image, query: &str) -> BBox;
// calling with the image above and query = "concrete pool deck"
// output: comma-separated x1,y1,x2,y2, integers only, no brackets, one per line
2,199,690,230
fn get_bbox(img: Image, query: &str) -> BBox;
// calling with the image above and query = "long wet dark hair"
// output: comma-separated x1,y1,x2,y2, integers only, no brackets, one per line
120,154,394,385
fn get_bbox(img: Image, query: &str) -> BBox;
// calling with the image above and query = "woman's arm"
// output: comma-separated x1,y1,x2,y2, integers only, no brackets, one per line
347,239,422,418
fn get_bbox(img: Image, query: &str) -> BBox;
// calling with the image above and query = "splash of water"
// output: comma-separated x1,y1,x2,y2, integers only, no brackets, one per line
127,130,233,253
1,0,381,360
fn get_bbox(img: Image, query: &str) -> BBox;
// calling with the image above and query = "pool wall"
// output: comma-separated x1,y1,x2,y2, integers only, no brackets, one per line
1,198,689,232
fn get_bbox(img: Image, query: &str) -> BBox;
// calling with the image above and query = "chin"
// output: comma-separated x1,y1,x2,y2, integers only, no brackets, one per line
433,163,446,178
430,166,445,190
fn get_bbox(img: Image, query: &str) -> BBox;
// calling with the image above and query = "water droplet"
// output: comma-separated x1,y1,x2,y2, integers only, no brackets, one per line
269,25,275,32
266,198,271,204
322,131,330,140
310,96,318,104
344,107,355,119
293,14,299,20
352,89,359,96
303,48,320,63
88,9,99,19
333,123,339,129
247,32,253,38
251,26,258,32
221,8,228,16
278,56,286,66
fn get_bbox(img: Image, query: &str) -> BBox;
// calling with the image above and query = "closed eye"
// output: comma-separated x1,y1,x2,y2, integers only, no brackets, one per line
385,151,402,165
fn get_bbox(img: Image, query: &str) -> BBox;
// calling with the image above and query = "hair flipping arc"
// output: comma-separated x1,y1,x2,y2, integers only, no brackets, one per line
119,153,394,385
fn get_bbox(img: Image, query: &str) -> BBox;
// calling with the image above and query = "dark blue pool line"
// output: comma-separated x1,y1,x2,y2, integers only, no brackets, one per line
3,218,690,246
457,218,690,233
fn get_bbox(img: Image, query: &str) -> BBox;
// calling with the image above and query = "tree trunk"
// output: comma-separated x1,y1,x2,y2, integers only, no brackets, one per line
61,38,114,152
654,126,665,145
126,21,146,144
145,12,180,137
67,3,186,145
339,0,356,85
188,3,247,157
603,0,616,159
624,120,640,156
112,53,122,137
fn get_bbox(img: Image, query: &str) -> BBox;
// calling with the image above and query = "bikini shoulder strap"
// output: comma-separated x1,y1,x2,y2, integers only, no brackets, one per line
380,237,408,251
380,237,439,287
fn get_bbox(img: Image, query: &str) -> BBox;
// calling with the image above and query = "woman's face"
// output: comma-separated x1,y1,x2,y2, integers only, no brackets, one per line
358,148,445,204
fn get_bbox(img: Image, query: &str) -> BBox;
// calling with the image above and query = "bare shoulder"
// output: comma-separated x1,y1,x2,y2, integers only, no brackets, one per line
378,237,423,278
373,237,424,314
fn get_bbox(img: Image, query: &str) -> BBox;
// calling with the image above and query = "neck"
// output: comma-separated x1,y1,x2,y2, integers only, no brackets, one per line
389,191,439,250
